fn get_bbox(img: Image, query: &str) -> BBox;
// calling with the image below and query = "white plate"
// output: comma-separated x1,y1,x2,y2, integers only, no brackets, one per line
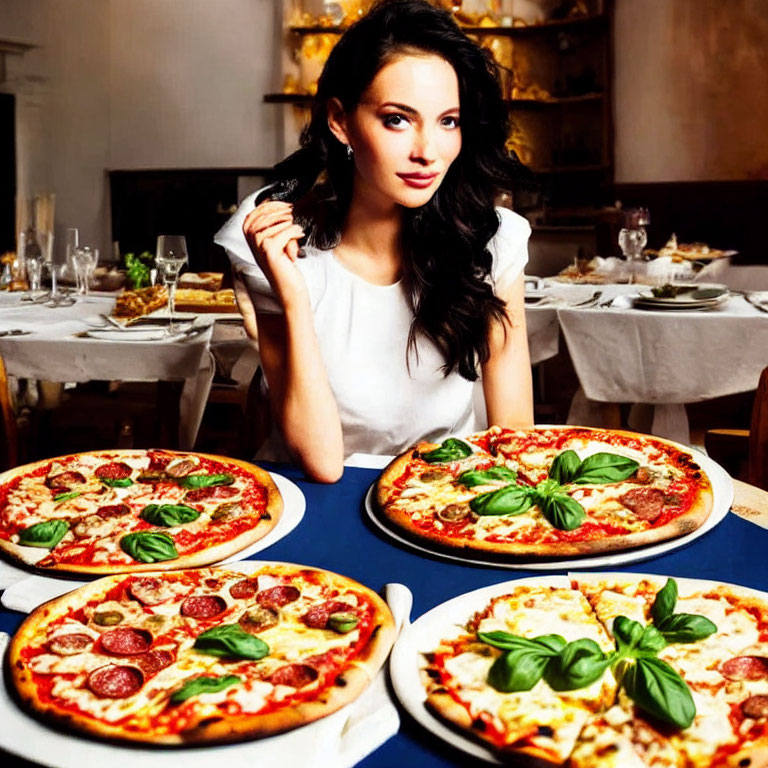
389,571,766,766
0,473,305,611
364,448,732,571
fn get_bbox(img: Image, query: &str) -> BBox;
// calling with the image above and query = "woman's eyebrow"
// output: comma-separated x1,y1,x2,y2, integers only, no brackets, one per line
377,102,460,117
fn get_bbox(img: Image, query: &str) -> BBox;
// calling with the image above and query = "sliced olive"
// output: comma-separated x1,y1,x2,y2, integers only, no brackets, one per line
328,612,359,634
211,501,245,521
93,610,124,626
437,503,470,522
239,606,279,634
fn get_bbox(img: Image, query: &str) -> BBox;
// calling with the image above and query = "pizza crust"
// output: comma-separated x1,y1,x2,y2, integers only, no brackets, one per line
375,428,714,559
0,450,283,575
8,563,397,745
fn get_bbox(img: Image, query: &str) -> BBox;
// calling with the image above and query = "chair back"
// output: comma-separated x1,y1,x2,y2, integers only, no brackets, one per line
749,365,768,491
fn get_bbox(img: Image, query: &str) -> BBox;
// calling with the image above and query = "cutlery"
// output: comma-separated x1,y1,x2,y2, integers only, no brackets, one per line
569,290,602,308
0,329,31,337
744,293,768,314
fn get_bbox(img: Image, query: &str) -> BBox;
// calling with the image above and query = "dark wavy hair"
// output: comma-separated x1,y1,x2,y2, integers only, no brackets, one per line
271,0,527,380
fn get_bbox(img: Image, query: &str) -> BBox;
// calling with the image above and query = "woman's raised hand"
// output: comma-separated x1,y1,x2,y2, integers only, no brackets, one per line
242,200,308,311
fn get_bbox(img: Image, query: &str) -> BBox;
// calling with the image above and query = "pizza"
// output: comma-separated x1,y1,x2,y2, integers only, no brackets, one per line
113,285,168,320
417,573,768,767
8,562,396,744
0,449,283,574
175,288,239,313
375,426,714,558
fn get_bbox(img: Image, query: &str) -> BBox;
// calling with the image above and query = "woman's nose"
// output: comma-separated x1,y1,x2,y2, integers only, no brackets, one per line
409,127,436,165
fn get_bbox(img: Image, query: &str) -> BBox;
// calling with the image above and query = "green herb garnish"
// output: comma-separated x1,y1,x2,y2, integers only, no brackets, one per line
193,625,270,660
421,438,473,464
140,503,200,527
170,675,242,704
18,520,69,548
120,532,178,563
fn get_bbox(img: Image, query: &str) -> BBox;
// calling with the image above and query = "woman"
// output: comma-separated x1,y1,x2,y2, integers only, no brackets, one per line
215,0,533,482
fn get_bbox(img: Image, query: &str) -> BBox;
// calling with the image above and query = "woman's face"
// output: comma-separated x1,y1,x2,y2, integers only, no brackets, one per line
334,53,462,211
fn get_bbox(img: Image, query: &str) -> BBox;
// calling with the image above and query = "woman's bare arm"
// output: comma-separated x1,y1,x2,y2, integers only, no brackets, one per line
481,271,534,429
238,201,344,482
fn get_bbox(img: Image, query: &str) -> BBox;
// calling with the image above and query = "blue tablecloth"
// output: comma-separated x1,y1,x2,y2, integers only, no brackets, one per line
1,462,767,768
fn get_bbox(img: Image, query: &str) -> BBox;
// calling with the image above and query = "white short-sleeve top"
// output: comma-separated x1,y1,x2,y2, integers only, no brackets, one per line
215,191,530,459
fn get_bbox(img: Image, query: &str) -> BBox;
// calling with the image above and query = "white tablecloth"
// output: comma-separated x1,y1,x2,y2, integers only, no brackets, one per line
0,293,215,449
537,282,768,444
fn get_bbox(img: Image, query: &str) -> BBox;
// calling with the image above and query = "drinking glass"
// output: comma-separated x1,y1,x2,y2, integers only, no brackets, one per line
73,246,98,295
155,235,188,333
26,253,42,293
618,208,650,284
65,228,79,282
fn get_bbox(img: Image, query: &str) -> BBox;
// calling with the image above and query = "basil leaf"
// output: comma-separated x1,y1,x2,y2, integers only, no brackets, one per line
544,638,614,691
178,473,235,489
170,675,242,704
488,648,551,693
651,578,678,626
53,491,80,503
140,503,201,527
478,631,564,655
194,624,270,660
421,438,473,464
120,532,178,563
636,625,668,656
470,484,533,516
572,453,639,485
622,657,695,729
18,520,69,548
532,478,562,498
457,466,517,488
613,616,646,656
101,478,133,488
657,613,717,643
539,493,586,531
549,450,581,484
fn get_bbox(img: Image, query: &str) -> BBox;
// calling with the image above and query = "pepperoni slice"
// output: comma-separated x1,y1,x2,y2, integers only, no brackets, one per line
721,656,768,681
619,487,665,522
100,627,153,656
45,471,86,491
270,663,318,689
137,649,175,677
742,694,768,719
48,633,93,656
95,461,132,480
256,586,300,609
96,503,131,520
239,606,279,634
87,665,144,699
180,595,228,619
229,579,258,600
129,577,175,605
302,600,354,629
185,485,239,503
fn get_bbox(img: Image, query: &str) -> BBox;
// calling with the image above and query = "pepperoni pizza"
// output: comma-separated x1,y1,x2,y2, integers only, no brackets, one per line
8,563,396,744
0,449,283,574
376,427,714,558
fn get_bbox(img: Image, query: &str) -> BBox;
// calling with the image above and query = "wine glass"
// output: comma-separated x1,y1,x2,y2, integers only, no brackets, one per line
155,235,188,333
73,246,98,296
618,208,650,284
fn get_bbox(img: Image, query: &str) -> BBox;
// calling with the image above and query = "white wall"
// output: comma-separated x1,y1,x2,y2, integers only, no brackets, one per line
614,0,768,182
1,0,283,260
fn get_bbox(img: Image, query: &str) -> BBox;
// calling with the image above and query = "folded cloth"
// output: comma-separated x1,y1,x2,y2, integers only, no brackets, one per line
0,583,412,768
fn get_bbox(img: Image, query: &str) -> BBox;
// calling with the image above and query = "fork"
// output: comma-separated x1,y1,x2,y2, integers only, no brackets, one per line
569,290,603,308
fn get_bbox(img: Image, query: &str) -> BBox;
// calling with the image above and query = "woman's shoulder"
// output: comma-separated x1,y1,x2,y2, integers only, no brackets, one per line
487,207,531,283
493,206,532,243
213,189,263,255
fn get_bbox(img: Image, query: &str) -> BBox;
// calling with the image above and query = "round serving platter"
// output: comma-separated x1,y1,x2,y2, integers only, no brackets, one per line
364,448,733,571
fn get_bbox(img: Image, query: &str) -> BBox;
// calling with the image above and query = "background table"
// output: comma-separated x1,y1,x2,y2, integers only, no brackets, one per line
533,282,768,444
0,460,764,768
0,293,216,449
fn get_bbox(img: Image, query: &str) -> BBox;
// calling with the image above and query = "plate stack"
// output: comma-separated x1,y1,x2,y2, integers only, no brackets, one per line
633,284,730,311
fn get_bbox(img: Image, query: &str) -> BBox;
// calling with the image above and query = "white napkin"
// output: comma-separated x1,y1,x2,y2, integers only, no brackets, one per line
0,583,412,768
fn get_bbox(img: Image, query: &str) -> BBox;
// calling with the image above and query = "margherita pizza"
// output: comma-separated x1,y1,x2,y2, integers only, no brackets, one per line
376,427,714,558
415,573,768,767
8,562,395,744
0,449,283,574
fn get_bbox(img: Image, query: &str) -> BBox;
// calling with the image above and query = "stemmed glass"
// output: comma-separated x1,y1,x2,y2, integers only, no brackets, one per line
155,235,188,334
618,208,650,284
73,247,98,296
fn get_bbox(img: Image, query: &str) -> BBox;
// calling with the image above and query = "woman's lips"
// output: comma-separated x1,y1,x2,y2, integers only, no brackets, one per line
397,172,439,189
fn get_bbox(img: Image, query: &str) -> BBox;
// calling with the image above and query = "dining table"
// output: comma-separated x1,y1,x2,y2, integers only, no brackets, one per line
525,280,768,445
0,453,766,768
0,291,222,450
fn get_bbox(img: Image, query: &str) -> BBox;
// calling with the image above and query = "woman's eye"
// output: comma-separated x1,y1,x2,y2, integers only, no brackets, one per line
383,114,409,129
441,115,460,129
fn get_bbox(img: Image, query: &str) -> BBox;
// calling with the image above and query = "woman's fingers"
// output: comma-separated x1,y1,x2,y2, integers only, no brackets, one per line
246,219,304,258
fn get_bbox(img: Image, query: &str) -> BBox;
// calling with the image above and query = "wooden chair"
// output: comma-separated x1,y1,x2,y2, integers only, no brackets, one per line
0,354,19,471
705,366,768,490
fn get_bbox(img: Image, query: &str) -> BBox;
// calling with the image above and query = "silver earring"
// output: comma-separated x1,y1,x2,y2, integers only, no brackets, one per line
346,144,354,160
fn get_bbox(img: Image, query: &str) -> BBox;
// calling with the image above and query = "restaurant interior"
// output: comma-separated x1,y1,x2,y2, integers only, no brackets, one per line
0,1,767,765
